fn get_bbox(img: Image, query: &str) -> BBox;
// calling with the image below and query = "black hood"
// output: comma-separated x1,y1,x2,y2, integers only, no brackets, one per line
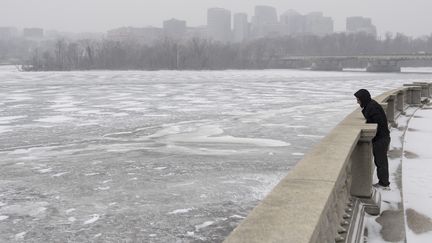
354,89,372,108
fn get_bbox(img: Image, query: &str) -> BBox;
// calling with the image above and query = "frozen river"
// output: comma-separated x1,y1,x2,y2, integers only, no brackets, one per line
1,66,432,242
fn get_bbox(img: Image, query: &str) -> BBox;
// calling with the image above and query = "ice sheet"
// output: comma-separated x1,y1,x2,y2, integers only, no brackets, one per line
1,68,432,242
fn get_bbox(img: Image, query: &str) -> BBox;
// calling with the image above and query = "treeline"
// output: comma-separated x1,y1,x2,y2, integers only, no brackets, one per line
17,32,432,71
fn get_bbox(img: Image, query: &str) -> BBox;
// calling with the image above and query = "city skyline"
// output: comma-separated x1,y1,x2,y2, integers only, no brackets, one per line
1,0,432,37
2,8,365,44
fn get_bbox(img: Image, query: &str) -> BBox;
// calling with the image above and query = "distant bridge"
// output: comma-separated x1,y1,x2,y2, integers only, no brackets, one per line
279,54,432,72
0,63,19,66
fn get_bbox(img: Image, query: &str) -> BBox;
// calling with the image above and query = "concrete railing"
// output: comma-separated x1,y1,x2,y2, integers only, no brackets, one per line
225,82,431,243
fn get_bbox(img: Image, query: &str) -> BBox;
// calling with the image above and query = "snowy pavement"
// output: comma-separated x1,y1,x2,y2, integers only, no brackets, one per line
403,103,432,242
365,102,432,243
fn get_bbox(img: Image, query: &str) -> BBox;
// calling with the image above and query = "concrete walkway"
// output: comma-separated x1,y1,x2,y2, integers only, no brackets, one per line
365,103,432,243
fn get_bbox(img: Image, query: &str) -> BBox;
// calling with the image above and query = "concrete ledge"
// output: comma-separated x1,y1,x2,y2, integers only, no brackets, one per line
225,179,335,243
225,113,377,243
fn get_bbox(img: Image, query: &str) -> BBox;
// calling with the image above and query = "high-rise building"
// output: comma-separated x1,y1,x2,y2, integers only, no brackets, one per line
253,6,278,25
233,13,249,42
163,18,187,39
207,8,232,43
251,5,279,38
0,27,18,39
304,12,333,36
280,10,305,36
346,17,377,36
23,28,44,38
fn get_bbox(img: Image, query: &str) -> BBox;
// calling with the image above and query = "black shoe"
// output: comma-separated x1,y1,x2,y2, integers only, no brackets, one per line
373,182,390,190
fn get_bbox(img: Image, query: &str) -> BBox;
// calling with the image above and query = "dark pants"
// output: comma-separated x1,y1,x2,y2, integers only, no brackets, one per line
372,137,391,186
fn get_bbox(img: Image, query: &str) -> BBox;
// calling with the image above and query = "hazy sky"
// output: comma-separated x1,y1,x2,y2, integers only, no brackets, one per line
1,0,431,37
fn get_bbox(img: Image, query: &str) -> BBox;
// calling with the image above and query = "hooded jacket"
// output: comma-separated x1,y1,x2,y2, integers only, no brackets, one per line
354,89,390,142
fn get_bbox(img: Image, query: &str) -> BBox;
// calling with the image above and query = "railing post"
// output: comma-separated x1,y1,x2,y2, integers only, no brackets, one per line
350,126,381,215
412,86,422,105
425,83,431,98
386,95,396,127
404,84,423,105
428,83,432,98
396,91,404,112
406,87,413,105
414,82,430,98
429,83,432,98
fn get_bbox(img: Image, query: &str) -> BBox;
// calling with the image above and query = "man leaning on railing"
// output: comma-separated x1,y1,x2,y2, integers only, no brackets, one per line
354,89,391,190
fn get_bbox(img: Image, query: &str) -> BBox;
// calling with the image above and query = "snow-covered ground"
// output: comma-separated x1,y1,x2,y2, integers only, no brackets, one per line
1,66,432,242
403,103,432,242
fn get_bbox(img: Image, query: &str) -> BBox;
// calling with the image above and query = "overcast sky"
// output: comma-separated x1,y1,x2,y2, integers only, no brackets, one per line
1,0,431,37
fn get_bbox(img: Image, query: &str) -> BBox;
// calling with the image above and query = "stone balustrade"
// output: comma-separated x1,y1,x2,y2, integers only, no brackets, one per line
224,82,431,243
396,90,404,113
403,84,423,105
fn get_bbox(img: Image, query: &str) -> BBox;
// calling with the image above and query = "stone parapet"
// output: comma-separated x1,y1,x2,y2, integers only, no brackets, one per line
224,83,431,243
403,84,423,105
